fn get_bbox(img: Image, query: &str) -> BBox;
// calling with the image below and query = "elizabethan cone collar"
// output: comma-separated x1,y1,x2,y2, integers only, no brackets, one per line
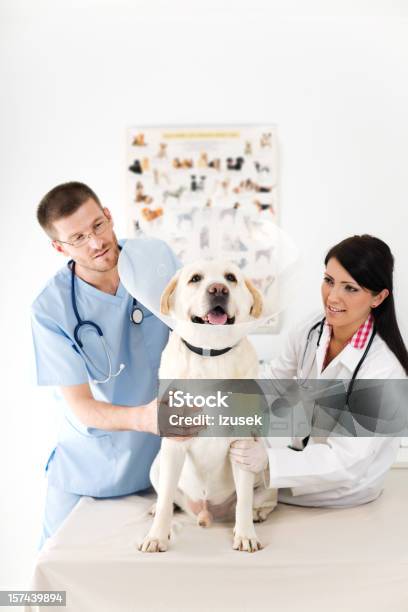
118,209,298,350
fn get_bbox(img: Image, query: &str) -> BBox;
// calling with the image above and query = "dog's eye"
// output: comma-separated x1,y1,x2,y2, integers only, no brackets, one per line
225,273,237,283
189,274,202,283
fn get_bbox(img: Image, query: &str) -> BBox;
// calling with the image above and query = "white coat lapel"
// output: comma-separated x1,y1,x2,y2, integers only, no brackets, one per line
337,343,366,375
320,331,374,378
319,342,360,378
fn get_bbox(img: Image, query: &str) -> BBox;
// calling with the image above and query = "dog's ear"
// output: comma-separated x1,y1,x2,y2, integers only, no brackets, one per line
160,272,180,315
245,279,263,318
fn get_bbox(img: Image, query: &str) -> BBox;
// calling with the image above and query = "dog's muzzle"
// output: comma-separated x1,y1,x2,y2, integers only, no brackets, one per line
191,283,236,325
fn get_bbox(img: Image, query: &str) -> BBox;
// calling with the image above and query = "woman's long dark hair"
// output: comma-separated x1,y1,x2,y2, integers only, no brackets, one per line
325,235,408,375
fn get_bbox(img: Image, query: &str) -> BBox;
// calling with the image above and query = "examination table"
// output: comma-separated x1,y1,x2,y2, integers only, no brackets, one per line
26,469,408,612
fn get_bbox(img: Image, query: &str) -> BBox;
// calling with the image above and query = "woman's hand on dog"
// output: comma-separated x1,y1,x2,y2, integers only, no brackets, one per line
229,438,268,473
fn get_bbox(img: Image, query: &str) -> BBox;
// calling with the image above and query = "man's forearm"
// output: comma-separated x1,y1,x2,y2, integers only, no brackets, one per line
77,399,141,431
60,384,157,433
64,397,152,432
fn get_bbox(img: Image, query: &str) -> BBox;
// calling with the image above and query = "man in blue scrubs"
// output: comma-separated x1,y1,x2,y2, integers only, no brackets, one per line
32,181,179,547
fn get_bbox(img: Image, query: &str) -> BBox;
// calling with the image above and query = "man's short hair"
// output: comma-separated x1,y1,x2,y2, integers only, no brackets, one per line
37,182,102,236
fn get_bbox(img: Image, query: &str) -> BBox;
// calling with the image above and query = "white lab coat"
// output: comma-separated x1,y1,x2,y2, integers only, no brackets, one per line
264,312,406,507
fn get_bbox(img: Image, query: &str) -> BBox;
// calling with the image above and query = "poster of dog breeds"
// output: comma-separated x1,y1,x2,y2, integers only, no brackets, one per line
126,125,280,332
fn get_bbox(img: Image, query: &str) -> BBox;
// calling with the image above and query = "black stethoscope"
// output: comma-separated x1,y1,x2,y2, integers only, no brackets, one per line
299,317,376,407
69,251,144,384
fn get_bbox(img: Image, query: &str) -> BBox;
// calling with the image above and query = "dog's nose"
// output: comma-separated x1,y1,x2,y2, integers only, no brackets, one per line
207,283,229,296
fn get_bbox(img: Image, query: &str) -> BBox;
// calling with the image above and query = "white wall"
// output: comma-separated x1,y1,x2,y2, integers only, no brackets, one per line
1,0,407,589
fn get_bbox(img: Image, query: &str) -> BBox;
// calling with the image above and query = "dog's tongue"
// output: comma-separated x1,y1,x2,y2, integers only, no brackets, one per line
207,309,228,325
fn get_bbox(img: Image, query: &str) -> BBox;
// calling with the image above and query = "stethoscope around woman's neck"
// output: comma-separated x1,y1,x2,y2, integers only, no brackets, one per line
303,317,377,407
69,247,144,384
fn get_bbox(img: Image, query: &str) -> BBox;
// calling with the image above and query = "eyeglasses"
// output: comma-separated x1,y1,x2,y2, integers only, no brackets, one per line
56,218,110,248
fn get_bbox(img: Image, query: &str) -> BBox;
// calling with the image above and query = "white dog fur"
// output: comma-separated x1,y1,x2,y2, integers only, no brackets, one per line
139,260,277,553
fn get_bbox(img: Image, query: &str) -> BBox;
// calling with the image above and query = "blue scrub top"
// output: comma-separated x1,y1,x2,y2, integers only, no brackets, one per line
31,237,179,497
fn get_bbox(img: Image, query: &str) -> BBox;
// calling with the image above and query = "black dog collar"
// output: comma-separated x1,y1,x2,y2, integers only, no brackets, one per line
181,338,235,357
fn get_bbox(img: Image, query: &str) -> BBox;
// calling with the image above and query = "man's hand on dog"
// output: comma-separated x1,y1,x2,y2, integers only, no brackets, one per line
141,397,205,441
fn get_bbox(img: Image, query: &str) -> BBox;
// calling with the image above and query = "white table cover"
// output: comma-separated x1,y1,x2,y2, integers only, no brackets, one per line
26,470,408,612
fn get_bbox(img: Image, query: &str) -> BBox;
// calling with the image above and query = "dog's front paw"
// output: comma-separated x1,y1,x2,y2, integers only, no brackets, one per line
138,534,169,553
232,531,262,553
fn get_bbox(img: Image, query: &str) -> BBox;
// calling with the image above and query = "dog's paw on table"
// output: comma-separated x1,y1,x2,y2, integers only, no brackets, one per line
232,529,263,553
138,534,170,553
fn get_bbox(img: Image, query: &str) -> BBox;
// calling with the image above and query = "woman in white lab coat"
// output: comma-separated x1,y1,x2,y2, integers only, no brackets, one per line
230,234,408,507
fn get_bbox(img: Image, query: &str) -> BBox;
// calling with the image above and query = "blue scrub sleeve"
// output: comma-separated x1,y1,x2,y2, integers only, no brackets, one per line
31,310,89,386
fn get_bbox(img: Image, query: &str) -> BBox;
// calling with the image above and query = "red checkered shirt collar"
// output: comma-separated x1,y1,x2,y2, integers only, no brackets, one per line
324,313,374,349
349,313,374,348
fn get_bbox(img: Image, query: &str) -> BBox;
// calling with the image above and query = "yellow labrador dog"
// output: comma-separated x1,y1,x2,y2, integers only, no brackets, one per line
139,260,277,553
